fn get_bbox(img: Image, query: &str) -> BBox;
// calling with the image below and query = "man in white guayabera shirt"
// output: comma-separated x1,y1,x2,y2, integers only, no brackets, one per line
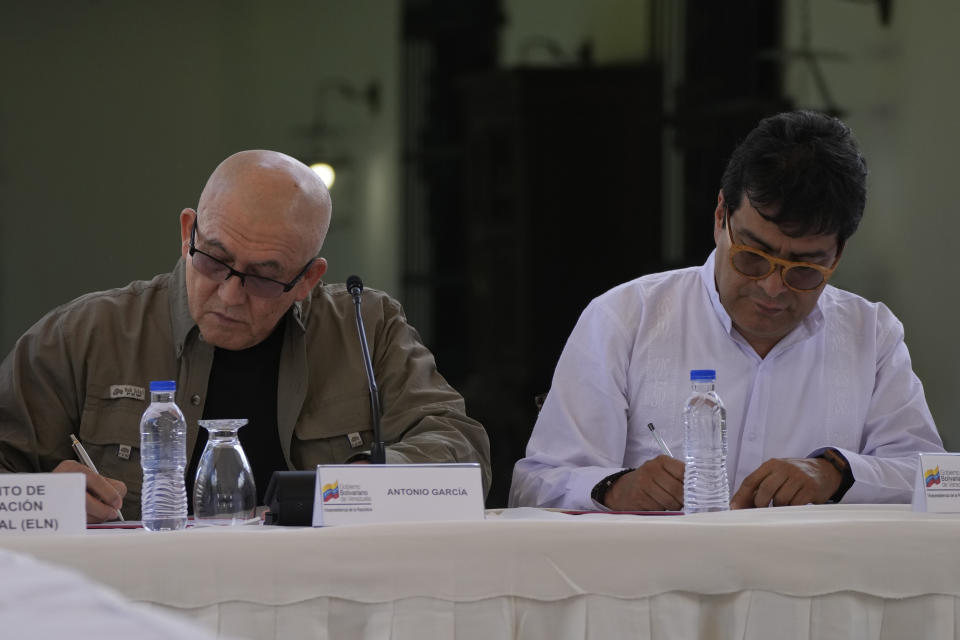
510,110,944,512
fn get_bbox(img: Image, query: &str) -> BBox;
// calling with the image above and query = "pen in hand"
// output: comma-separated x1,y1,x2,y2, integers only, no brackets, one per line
647,422,673,458
70,434,125,521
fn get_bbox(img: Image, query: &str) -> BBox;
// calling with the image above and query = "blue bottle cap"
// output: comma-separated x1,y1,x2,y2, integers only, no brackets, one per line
149,380,177,392
690,369,716,381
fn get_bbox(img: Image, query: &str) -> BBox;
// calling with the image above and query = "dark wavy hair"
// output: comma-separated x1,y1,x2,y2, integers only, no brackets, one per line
721,110,868,244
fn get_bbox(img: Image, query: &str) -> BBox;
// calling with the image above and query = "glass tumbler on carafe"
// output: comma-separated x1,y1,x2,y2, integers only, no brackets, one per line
192,419,257,525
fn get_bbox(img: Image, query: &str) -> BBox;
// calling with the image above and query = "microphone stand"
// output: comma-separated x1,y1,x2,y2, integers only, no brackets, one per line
347,276,386,464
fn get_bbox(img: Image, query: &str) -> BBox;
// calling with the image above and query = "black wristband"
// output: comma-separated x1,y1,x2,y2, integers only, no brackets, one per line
818,449,854,502
590,468,635,506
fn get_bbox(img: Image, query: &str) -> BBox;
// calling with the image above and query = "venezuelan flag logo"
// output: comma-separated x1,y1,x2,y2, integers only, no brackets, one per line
924,466,941,488
322,481,340,502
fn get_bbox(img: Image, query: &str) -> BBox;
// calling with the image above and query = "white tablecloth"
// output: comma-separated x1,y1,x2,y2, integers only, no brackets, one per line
1,504,958,639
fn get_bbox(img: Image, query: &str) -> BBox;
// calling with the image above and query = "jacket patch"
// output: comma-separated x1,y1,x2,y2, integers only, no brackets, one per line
117,444,132,460
109,385,145,401
347,432,364,448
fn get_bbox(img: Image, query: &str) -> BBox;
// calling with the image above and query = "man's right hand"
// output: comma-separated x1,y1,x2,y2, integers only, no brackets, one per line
53,460,127,523
602,455,685,511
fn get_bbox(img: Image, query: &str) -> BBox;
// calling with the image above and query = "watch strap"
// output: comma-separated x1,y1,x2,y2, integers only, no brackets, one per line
590,468,635,506
818,448,854,502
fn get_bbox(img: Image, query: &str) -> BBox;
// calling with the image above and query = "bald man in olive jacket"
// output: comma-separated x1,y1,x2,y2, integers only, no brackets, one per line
0,150,491,521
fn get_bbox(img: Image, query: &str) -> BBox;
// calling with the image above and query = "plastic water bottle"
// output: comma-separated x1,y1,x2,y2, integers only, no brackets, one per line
140,380,188,531
682,369,729,514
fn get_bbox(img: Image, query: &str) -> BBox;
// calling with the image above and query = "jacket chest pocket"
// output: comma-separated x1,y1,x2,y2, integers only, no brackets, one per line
79,391,146,518
292,392,373,466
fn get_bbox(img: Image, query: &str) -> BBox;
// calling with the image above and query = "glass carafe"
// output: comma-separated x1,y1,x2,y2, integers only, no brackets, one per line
193,419,257,525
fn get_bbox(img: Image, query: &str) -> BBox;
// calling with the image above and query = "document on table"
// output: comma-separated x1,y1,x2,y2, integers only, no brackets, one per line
487,507,683,521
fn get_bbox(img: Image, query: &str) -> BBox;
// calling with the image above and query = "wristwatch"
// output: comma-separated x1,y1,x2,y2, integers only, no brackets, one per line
817,448,855,502
590,468,635,506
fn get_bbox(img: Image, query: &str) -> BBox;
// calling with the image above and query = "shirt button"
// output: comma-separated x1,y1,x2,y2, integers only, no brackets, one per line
191,394,201,406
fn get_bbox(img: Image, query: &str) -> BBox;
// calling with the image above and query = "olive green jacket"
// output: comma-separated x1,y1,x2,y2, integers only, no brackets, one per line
0,259,491,518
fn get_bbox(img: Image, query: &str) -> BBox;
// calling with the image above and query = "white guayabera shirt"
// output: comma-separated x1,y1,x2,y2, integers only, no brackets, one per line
510,251,944,510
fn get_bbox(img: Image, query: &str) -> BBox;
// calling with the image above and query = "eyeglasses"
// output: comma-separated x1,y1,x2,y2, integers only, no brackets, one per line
189,220,314,298
725,211,840,293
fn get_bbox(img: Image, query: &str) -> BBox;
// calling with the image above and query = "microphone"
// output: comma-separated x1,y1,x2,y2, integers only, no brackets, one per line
346,275,386,464
347,274,363,297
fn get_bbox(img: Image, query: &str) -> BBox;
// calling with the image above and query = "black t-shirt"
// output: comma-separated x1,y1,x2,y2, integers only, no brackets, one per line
186,322,288,509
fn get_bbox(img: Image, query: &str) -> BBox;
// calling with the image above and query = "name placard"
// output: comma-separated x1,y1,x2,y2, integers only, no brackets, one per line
0,473,86,535
313,464,484,527
912,453,960,512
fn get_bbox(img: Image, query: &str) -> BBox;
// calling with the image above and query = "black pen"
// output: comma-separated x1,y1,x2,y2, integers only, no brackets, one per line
647,423,673,457
70,433,125,522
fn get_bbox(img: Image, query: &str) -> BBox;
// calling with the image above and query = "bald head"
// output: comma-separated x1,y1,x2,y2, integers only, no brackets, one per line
198,150,331,256
181,150,332,350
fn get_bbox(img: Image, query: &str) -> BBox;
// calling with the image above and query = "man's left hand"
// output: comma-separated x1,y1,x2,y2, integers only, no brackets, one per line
730,458,841,509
